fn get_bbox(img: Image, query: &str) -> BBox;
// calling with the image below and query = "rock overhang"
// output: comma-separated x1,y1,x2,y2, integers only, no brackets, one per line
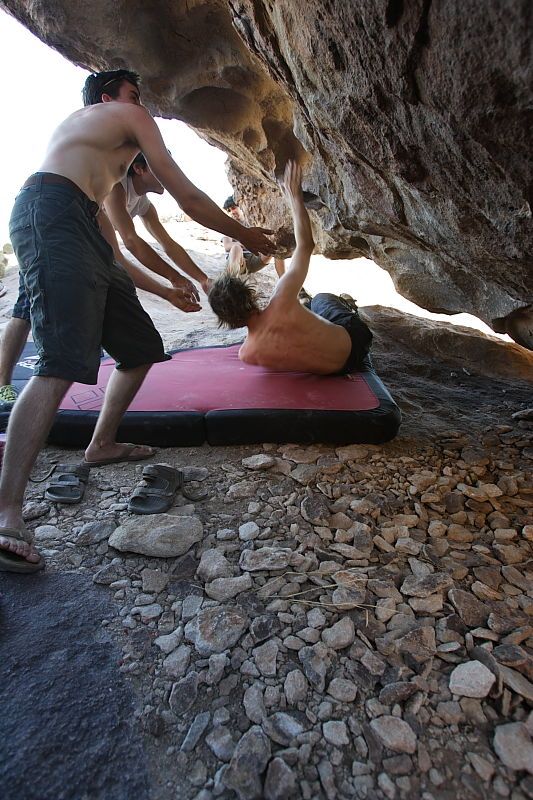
2,0,532,346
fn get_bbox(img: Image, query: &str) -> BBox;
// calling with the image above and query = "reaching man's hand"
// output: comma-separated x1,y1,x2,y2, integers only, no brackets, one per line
238,226,276,256
165,286,201,313
171,274,200,303
282,160,303,201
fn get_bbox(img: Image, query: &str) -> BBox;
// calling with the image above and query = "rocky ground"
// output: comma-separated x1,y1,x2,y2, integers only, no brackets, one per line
1,229,532,800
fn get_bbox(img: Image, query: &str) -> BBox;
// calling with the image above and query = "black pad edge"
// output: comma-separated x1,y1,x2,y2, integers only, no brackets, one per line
206,370,401,446
46,411,206,448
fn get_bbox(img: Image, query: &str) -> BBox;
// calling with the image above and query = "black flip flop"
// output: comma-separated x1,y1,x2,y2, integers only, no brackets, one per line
45,463,90,504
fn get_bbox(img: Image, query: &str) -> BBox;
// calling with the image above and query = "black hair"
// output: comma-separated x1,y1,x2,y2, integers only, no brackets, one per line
208,273,260,329
82,69,141,107
127,152,148,177
223,195,237,210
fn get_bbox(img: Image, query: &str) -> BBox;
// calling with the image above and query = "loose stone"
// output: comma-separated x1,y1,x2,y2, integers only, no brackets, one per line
109,513,203,557
493,722,533,774
449,661,496,698
369,716,417,754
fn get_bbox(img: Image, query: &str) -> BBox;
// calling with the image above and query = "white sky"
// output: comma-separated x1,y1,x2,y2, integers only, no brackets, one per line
0,9,232,241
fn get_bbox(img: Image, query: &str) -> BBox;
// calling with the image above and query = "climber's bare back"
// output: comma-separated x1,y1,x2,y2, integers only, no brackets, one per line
239,296,351,375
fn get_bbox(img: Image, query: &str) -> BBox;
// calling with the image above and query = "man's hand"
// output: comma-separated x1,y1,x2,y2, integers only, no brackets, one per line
281,160,303,203
164,286,201,313
238,226,276,256
171,274,200,303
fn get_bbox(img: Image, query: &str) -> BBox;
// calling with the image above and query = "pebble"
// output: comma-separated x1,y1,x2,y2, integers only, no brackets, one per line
449,661,496,698
185,606,249,655
242,454,276,470
222,726,271,798
197,549,233,581
327,678,358,702
264,757,297,800
323,720,350,746
370,716,417,754
284,670,308,705
205,574,252,601
239,521,261,541
321,618,355,650
239,547,292,572
493,722,533,774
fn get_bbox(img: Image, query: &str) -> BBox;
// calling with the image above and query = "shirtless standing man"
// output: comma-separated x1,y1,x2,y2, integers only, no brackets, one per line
0,68,274,573
0,150,210,411
208,160,372,374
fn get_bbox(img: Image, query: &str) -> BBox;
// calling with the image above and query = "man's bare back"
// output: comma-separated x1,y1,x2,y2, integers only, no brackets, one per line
239,295,351,374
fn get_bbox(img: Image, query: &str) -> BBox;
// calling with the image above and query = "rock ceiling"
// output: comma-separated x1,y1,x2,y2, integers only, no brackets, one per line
2,0,532,347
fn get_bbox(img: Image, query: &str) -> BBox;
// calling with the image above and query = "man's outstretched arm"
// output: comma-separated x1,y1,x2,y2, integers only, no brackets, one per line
127,106,276,256
271,161,314,302
140,203,211,293
104,184,199,302
97,210,200,313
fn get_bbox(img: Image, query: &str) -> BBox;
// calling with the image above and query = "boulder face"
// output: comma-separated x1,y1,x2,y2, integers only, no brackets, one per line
3,0,532,343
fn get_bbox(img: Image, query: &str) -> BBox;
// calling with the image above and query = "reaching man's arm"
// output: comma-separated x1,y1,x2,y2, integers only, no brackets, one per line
271,161,314,302
97,210,200,313
140,203,211,294
104,183,199,302
126,105,276,255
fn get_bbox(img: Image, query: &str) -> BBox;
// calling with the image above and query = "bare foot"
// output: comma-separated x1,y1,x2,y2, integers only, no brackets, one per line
84,442,157,466
0,531,41,563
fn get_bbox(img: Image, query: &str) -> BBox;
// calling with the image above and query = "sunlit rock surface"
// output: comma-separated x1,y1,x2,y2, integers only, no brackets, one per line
2,0,531,345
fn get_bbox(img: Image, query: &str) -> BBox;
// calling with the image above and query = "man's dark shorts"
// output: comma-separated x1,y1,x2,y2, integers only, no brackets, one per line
12,272,30,322
8,173,169,385
310,293,373,374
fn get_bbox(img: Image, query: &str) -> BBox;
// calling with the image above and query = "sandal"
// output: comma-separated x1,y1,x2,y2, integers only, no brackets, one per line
45,463,90,504
128,464,184,515
128,464,209,513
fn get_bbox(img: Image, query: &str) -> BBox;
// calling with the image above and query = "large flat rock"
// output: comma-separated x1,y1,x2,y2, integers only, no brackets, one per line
0,573,150,800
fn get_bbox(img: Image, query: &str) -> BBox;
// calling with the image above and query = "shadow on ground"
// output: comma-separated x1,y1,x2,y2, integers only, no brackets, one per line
0,572,150,800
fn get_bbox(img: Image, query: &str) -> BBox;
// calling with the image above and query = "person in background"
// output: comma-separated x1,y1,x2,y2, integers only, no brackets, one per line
222,195,285,278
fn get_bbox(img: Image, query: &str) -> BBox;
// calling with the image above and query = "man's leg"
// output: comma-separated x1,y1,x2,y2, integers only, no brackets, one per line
227,243,245,274
0,317,31,387
0,272,32,405
0,375,70,562
84,364,154,464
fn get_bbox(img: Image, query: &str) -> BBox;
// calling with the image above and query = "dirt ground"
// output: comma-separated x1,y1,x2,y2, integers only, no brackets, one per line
1,224,532,800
